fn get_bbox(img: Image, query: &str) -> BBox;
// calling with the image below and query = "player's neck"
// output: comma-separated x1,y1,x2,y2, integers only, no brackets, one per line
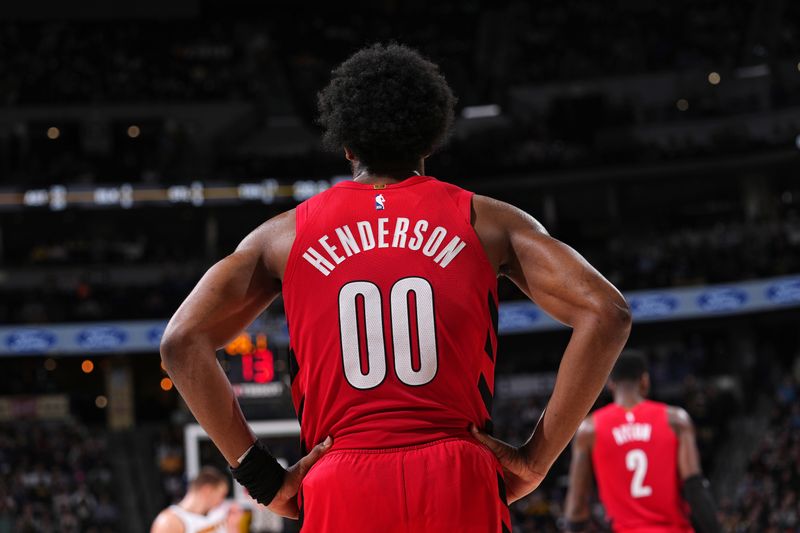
351,161,425,185
614,391,645,409
179,493,210,516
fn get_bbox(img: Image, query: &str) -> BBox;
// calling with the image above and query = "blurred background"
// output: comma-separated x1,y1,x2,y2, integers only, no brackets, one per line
0,0,799,531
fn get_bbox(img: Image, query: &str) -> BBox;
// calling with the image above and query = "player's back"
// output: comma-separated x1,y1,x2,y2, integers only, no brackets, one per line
282,175,499,453
592,400,693,533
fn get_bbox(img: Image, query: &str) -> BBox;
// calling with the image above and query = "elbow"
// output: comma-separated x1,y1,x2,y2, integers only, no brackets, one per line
159,328,190,372
611,299,633,343
612,297,633,335
160,326,215,373
587,294,632,341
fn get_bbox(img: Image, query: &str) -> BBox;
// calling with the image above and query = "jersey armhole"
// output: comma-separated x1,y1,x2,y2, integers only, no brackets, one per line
282,191,331,289
436,181,498,280
295,200,309,233
439,181,473,225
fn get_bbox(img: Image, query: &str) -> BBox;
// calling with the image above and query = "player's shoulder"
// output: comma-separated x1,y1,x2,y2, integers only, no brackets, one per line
433,177,476,198
665,404,694,431
472,194,549,235
238,208,296,248
469,194,550,270
577,415,596,435
432,176,464,190
150,508,185,533
573,415,596,449
236,208,297,278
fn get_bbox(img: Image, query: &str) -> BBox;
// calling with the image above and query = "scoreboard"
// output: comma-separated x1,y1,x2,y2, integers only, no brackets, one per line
224,332,276,385
219,332,295,419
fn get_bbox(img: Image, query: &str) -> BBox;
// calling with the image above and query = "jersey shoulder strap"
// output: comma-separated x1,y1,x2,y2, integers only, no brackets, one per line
643,399,669,419
294,189,330,235
435,180,474,226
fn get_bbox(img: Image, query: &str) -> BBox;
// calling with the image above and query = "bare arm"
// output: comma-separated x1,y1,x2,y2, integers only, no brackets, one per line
564,418,595,530
668,406,702,480
160,211,294,466
470,196,631,501
162,210,332,519
150,511,184,533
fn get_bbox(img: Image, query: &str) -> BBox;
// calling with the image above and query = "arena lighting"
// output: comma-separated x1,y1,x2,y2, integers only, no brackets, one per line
795,134,800,150
160,377,174,391
44,358,57,371
676,99,689,111
4,178,331,211
708,72,721,85
46,127,60,140
461,104,501,119
95,395,108,409
81,359,94,373
127,125,141,138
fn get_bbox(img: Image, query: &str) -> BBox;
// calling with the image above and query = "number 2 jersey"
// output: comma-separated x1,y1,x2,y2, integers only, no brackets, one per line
592,400,694,533
281,175,500,453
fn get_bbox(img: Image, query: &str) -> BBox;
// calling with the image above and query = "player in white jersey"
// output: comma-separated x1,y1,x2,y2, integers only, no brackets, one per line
151,466,243,533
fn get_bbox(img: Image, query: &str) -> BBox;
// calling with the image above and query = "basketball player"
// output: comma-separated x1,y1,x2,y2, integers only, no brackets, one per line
161,43,632,532
151,466,243,533
563,352,721,533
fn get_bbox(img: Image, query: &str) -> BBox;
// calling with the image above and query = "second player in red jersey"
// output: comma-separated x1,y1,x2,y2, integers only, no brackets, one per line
592,400,692,532
564,352,721,533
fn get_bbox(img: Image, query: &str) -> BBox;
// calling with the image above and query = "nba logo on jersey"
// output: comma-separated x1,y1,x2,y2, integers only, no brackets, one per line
375,194,386,210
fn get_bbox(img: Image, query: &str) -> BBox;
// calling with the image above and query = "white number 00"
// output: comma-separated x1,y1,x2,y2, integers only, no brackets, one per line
338,277,438,390
625,449,653,498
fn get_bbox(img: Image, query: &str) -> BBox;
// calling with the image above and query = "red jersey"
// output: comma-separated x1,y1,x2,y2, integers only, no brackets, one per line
282,175,499,453
592,400,694,533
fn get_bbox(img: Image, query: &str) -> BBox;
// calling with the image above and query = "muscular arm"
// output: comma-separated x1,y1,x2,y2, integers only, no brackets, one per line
473,195,632,476
564,418,595,531
160,210,295,466
151,510,184,533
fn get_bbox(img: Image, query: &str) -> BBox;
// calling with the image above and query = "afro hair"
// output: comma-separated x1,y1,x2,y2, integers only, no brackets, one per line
317,43,456,173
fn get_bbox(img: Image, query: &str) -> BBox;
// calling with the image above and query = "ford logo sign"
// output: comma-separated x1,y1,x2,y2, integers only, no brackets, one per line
498,304,541,333
629,294,679,318
5,329,57,353
696,288,748,312
147,326,165,345
76,327,128,349
765,279,800,304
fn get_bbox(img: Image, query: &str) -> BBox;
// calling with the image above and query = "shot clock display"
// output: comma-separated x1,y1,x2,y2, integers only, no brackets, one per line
219,331,296,421
223,332,276,384
225,333,275,384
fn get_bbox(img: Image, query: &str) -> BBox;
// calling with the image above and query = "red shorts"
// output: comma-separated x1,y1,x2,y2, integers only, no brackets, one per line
297,437,512,532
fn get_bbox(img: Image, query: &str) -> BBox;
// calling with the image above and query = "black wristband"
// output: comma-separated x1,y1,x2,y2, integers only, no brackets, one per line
230,439,287,506
683,474,721,533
